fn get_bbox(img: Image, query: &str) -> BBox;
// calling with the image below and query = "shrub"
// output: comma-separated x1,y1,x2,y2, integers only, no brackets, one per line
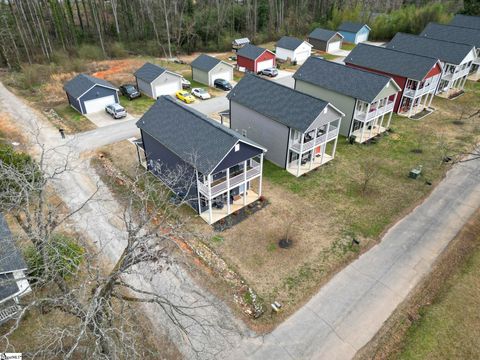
107,41,128,58
77,43,104,60
25,233,84,282
18,64,54,89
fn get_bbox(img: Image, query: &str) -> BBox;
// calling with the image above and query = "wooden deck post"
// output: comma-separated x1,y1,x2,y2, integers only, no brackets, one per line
243,160,248,205
258,153,263,196
226,168,231,215
208,174,213,224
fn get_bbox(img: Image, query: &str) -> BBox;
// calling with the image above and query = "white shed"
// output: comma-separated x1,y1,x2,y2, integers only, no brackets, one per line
134,62,183,99
275,36,313,64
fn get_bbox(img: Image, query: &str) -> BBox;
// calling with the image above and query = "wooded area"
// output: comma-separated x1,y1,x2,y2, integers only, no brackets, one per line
0,0,473,68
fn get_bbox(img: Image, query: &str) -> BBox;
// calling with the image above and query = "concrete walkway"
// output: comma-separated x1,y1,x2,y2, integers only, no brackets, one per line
231,158,480,359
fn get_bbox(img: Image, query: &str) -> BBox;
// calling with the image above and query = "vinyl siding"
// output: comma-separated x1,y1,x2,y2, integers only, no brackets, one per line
67,92,82,113
308,38,328,51
295,80,356,137
230,101,290,168
192,67,209,86
79,85,118,113
136,78,153,98
151,72,182,98
212,141,263,174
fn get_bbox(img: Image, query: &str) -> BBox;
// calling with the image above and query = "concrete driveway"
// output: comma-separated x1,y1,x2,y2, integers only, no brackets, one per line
272,73,294,88
187,94,229,116
86,110,136,128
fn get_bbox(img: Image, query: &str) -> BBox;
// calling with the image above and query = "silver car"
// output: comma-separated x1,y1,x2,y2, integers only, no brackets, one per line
105,103,127,119
260,67,278,77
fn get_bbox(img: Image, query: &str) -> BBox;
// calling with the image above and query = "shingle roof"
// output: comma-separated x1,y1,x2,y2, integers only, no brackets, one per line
386,33,475,65
420,22,480,48
309,28,342,42
0,214,27,275
136,96,263,175
228,75,337,132
191,54,228,72
345,43,441,81
276,36,306,51
0,272,20,301
134,62,173,83
451,14,480,30
338,22,369,33
63,74,116,99
233,38,250,45
237,44,270,60
294,57,398,103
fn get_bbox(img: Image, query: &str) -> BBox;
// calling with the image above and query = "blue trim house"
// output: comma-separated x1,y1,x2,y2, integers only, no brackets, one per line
64,74,119,115
338,22,371,44
135,96,266,224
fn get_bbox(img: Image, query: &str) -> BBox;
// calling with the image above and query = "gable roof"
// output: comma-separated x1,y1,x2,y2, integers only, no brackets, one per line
228,75,340,132
233,38,250,45
294,57,399,103
276,36,309,51
191,54,231,73
237,44,271,60
134,62,181,83
345,43,441,81
386,33,475,65
420,22,480,48
309,28,343,42
450,14,480,30
64,74,117,99
0,214,27,275
136,96,264,175
338,22,370,33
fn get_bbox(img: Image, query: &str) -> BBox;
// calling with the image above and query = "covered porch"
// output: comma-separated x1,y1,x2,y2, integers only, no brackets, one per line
199,189,259,224
287,152,333,176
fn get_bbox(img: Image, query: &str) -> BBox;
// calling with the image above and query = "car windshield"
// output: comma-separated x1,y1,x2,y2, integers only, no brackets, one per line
125,85,136,91
112,104,124,111
197,89,207,93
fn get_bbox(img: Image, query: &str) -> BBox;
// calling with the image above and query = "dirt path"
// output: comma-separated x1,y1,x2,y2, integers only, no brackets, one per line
0,81,248,359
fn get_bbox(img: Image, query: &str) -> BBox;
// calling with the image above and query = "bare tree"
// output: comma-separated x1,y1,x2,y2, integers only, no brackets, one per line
358,156,381,196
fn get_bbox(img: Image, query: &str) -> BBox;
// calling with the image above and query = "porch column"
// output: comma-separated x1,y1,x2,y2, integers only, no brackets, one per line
408,87,418,118
379,112,386,134
332,125,339,159
427,90,435,108
243,160,248,205
310,128,319,170
360,103,370,143
208,174,213,224
226,168,231,215
297,133,304,177
195,170,201,216
321,122,330,164
258,153,264,196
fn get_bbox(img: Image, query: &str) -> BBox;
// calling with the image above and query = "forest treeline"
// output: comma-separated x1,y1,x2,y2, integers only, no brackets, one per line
0,0,475,69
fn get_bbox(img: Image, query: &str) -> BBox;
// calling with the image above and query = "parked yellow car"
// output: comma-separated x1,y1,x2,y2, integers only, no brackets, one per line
175,90,195,104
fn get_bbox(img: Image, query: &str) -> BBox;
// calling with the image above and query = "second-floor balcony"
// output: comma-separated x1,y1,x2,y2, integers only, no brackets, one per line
354,100,395,122
403,81,438,98
443,65,470,81
197,160,261,198
290,126,339,153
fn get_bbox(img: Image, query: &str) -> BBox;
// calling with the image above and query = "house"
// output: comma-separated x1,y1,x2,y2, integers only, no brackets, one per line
337,22,371,44
0,214,31,324
308,28,344,53
275,36,313,64
236,44,276,73
420,22,480,80
450,14,480,30
64,74,119,114
294,57,401,143
134,62,183,99
386,33,476,97
232,37,251,52
228,75,344,177
135,96,266,225
190,54,234,86
345,43,443,118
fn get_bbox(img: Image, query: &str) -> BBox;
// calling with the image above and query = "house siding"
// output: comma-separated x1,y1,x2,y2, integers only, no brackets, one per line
192,67,209,86
276,48,295,61
78,85,118,114
151,72,182,98
308,38,329,51
230,101,290,168
209,63,234,85
212,141,263,174
141,130,199,211
254,51,276,72
295,80,356,137
136,78,154,98
67,92,82,113
237,56,256,72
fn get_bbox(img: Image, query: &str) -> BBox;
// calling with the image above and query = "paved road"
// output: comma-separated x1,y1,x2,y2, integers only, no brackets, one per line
231,157,480,359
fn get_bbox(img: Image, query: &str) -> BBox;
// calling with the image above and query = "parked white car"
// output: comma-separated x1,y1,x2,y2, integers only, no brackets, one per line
105,103,127,119
181,77,191,89
191,88,211,100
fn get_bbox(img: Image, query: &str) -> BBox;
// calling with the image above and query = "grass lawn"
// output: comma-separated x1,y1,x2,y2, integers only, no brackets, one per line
119,95,155,116
341,42,356,50
53,104,96,133
321,53,340,61
398,237,480,360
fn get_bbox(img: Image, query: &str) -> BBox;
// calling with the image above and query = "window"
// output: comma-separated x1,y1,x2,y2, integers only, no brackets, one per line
235,143,240,152
242,129,247,137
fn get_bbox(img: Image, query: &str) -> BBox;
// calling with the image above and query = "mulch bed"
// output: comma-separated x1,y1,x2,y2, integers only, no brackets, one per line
213,199,269,232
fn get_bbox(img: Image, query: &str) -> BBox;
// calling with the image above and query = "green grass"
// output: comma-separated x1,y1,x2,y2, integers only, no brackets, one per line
263,81,480,239
341,43,356,51
53,104,96,132
119,95,155,115
321,53,340,61
398,243,480,360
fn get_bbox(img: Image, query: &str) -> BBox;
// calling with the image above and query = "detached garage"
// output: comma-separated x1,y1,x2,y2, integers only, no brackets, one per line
308,28,344,53
275,36,312,64
64,74,119,115
191,54,234,86
338,22,371,44
237,44,276,73
134,62,183,99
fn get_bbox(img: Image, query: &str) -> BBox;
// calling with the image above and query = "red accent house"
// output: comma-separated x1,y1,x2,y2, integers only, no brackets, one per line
344,44,443,118
237,44,276,73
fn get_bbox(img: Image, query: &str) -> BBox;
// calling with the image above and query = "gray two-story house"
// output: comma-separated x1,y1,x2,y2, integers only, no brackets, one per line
135,96,266,225
228,75,344,177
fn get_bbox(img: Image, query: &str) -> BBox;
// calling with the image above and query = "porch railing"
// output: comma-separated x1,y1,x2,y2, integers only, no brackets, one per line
290,127,338,153
354,101,395,122
403,81,437,98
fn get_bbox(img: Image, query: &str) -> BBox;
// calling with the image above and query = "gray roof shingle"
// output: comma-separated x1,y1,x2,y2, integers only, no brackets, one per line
293,57,397,103
345,43,441,81
338,22,369,33
276,36,306,51
450,14,480,30
420,22,480,48
386,33,475,65
228,75,336,132
191,54,227,72
237,44,270,60
309,28,342,42
63,74,117,99
0,272,20,301
134,62,174,83
0,214,27,275
136,96,263,175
